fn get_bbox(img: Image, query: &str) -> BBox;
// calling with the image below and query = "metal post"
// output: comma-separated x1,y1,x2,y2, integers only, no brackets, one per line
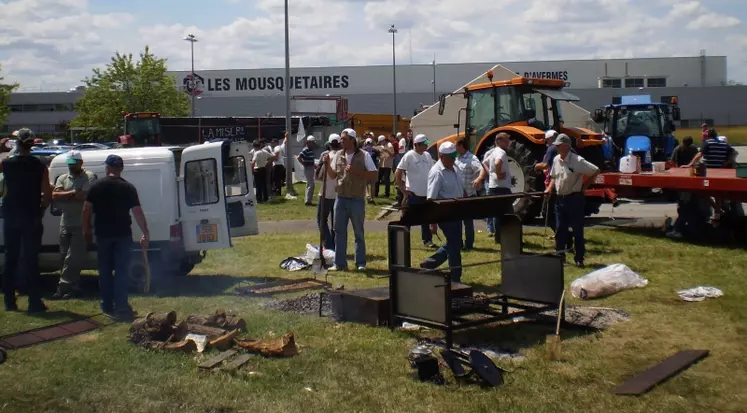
432,55,436,103
183,34,198,118
389,25,398,135
283,0,295,195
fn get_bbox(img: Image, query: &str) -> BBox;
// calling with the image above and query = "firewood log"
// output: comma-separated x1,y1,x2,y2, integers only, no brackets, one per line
186,324,230,339
234,332,298,357
185,312,246,331
208,329,240,351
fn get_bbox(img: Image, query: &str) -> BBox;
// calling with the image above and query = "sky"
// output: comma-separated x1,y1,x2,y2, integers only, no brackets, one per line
1,0,746,92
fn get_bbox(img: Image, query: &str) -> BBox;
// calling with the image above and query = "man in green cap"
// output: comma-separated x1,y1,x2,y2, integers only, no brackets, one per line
51,150,97,299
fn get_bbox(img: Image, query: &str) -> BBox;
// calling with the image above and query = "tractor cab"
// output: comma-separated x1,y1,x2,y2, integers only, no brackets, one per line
122,112,162,147
592,95,681,168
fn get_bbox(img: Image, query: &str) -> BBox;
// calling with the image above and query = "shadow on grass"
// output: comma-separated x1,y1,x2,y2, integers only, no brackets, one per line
612,224,747,249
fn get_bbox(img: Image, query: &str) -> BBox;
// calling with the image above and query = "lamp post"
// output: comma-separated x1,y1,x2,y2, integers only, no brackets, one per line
283,0,295,195
183,34,198,118
431,55,436,103
388,24,398,135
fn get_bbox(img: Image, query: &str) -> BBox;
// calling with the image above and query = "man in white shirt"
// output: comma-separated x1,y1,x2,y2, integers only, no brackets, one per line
316,134,342,251
323,128,378,271
455,138,486,250
484,132,512,243
420,142,466,282
544,134,599,268
375,135,395,198
251,141,275,203
271,137,286,195
396,133,437,248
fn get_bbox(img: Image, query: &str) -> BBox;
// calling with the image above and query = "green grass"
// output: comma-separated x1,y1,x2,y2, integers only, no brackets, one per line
677,126,747,146
257,182,397,221
1,228,746,413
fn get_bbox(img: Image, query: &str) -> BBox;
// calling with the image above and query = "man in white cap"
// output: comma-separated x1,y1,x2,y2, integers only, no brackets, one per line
315,133,342,251
361,137,379,203
396,133,437,248
375,135,395,198
51,150,97,299
420,141,466,282
297,135,317,205
544,134,599,268
323,128,378,271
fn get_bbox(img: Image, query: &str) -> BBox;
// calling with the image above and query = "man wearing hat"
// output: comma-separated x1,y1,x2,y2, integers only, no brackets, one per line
396,133,437,248
1,128,52,312
544,134,599,268
297,136,317,205
375,135,395,198
51,150,97,299
315,133,342,251
83,155,150,320
420,141,466,282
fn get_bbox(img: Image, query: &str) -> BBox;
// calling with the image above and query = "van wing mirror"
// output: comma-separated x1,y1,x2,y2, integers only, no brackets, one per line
438,94,447,116
592,109,606,123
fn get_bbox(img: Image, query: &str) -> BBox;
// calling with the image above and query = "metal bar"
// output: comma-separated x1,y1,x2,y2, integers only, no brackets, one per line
283,0,294,195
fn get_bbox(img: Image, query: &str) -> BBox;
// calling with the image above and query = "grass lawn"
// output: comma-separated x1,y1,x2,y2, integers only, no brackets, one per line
257,182,396,221
677,126,747,146
1,227,746,413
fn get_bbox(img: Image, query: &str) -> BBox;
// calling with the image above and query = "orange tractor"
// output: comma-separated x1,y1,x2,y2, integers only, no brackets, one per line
428,73,612,221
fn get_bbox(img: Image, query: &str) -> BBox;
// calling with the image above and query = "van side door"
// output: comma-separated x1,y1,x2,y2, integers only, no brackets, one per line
223,141,259,236
178,141,233,251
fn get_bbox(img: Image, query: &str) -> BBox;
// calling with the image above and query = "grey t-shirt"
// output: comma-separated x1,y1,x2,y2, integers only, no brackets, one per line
54,170,96,228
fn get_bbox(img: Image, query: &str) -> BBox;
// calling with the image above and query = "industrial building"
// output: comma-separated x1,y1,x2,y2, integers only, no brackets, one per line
4,55,745,136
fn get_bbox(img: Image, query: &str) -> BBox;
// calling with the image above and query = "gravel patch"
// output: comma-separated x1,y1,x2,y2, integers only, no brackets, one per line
541,306,631,330
264,293,331,316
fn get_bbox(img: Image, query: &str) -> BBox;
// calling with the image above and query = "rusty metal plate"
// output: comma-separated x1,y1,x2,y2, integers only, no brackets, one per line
0,315,105,350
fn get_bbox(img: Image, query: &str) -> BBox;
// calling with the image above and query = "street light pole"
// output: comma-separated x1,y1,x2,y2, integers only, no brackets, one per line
432,55,436,103
283,0,295,195
183,34,198,118
388,24,398,136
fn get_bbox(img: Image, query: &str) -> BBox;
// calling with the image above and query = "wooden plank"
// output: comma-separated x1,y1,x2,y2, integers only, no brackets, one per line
221,354,252,372
614,350,709,395
198,349,237,370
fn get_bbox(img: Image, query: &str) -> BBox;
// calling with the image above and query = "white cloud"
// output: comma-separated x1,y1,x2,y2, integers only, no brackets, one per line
0,0,745,92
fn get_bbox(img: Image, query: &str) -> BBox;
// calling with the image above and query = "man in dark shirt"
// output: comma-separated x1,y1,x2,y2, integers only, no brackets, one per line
1,128,52,312
297,136,317,206
671,136,698,167
83,155,149,320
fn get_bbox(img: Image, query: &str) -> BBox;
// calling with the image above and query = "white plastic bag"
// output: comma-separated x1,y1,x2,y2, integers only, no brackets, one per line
570,263,648,299
304,244,335,266
677,286,723,302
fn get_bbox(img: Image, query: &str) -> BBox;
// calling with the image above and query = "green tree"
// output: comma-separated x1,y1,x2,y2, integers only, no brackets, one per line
0,64,20,128
71,46,189,138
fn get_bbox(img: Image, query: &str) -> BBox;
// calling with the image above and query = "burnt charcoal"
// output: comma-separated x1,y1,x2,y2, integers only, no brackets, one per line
264,293,331,316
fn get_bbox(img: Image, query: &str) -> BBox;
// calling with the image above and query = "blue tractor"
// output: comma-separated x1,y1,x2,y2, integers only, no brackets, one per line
592,95,681,170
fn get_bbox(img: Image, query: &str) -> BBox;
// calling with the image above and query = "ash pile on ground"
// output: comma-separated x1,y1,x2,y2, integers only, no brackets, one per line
264,293,331,316
541,306,631,330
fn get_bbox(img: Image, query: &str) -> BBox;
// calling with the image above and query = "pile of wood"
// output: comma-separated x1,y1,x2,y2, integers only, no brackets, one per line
128,309,297,357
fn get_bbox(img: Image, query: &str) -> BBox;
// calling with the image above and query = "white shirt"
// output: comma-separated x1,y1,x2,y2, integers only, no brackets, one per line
398,138,407,153
487,146,512,189
397,150,434,197
550,152,599,196
330,149,378,172
252,149,272,170
273,144,286,166
317,150,338,199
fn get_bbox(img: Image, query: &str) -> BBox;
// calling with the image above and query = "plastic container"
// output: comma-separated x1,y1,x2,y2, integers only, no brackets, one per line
652,162,666,173
619,151,640,174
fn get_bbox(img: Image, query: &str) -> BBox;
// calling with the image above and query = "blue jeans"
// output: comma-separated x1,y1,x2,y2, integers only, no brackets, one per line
422,221,463,282
488,187,512,242
462,217,475,249
317,197,336,251
407,193,433,245
555,193,585,263
97,236,132,313
3,217,42,305
333,196,366,269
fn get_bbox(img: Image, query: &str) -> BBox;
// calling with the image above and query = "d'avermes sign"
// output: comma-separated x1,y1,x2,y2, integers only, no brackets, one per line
522,70,569,81
185,73,350,94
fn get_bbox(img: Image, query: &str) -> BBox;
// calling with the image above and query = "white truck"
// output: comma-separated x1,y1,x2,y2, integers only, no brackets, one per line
0,140,259,291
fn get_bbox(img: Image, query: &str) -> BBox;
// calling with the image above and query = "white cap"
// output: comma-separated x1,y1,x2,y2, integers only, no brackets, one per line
414,134,428,144
306,135,316,142
438,141,457,155
66,150,83,164
328,133,341,143
718,136,728,143
365,138,373,144
396,132,402,137
377,135,385,142
341,128,357,138
545,129,558,140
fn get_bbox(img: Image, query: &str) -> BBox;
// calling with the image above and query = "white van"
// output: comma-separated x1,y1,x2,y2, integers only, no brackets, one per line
0,140,259,291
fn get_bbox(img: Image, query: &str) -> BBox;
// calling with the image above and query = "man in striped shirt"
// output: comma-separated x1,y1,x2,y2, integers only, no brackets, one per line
297,136,317,205
686,129,735,220
454,138,486,250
